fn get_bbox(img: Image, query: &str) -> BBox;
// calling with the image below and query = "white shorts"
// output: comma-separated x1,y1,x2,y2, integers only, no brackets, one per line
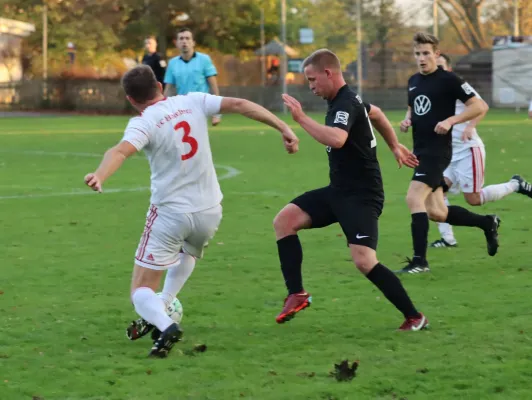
444,147,485,194
135,204,222,270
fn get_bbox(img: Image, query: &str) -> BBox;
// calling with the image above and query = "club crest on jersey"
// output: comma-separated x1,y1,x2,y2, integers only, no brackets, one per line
334,111,349,125
413,95,431,116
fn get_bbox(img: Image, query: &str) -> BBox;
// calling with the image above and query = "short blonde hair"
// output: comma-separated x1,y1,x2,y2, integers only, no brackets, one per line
302,49,341,71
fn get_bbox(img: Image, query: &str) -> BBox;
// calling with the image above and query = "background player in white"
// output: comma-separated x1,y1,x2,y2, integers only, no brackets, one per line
430,54,532,248
84,65,299,358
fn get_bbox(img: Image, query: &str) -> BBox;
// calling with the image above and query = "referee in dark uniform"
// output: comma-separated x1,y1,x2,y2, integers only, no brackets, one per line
273,49,428,331
397,32,499,274
141,36,165,86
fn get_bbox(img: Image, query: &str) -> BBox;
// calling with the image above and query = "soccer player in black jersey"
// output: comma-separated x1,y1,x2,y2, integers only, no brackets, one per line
397,32,500,274
274,49,428,331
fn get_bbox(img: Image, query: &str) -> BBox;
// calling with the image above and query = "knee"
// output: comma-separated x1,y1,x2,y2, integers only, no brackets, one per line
427,206,447,222
273,204,308,237
351,248,378,274
406,191,424,210
464,193,481,206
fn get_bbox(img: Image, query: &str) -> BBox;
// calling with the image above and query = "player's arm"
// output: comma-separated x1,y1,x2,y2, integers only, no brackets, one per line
400,107,412,132
84,141,138,192
445,96,488,127
464,98,488,129
163,59,176,96
367,103,418,168
163,83,176,96
436,76,488,134
219,97,298,153
207,76,220,96
282,94,348,148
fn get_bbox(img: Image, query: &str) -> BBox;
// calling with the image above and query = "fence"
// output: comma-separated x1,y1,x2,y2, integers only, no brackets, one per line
0,75,494,115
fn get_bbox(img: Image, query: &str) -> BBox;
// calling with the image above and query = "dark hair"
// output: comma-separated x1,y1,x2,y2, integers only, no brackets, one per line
413,32,439,50
439,53,452,67
302,48,341,71
121,65,159,103
145,35,157,42
177,28,194,39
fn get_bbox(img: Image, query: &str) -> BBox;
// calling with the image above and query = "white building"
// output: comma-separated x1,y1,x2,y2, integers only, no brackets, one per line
0,18,36,83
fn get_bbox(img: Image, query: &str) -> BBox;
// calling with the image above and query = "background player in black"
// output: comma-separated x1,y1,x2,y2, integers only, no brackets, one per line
397,32,499,274
142,36,165,86
274,49,428,331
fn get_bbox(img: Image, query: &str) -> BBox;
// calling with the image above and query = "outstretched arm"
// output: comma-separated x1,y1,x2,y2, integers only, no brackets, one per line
84,141,138,192
220,97,299,154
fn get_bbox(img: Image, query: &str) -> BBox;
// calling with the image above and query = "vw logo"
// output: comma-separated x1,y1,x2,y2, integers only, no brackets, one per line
414,95,431,116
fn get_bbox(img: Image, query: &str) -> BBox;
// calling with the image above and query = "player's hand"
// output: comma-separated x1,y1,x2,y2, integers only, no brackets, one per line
282,94,305,123
400,119,411,133
461,125,474,142
84,173,103,193
435,119,452,134
211,115,221,126
281,126,299,154
392,143,418,169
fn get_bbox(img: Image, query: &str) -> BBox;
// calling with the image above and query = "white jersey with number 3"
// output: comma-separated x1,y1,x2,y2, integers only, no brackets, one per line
450,83,484,162
122,93,223,213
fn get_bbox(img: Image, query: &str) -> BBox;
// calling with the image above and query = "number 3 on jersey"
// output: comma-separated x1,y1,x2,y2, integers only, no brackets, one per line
364,107,377,148
174,121,198,160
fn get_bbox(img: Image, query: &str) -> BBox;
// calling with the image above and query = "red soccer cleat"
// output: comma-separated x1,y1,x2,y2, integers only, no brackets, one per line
398,313,429,331
276,291,312,324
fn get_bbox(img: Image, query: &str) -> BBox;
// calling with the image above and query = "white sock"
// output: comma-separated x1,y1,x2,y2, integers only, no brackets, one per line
132,287,174,332
480,181,518,204
437,196,457,244
160,252,196,306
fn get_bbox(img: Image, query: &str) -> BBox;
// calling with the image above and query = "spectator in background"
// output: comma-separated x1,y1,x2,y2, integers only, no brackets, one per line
164,28,221,126
142,36,166,86
529,99,532,119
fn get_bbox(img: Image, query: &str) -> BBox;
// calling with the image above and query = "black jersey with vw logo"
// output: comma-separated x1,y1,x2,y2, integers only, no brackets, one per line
325,85,383,198
408,66,476,159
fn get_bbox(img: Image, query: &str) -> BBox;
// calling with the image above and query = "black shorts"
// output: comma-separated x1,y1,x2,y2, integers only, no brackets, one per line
411,155,451,190
291,186,383,250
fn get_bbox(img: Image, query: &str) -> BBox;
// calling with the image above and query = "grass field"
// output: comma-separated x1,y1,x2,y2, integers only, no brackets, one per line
1,110,532,400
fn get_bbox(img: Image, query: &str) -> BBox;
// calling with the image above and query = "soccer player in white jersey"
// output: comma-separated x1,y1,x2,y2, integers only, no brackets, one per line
430,54,532,248
84,65,299,358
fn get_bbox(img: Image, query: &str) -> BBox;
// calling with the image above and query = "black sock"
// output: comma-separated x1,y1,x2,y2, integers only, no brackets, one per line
446,205,491,230
411,212,429,261
366,263,420,319
277,235,304,295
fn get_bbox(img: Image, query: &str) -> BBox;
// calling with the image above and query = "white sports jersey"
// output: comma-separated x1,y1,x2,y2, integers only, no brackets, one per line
451,86,484,162
122,93,223,213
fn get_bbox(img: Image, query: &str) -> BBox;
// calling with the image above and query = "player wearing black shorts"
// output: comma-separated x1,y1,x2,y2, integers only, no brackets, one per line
396,32,500,274
274,49,428,331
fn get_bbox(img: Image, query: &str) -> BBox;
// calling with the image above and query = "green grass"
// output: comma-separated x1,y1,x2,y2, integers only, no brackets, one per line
1,110,532,400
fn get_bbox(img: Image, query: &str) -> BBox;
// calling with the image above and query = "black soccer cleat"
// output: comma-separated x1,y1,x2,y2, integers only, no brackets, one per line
126,318,154,341
484,215,501,257
430,238,458,248
148,323,183,358
395,257,430,274
512,175,532,198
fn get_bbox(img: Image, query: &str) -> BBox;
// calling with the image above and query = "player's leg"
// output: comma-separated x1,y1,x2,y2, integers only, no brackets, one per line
337,199,428,331
402,165,435,273
426,187,500,256
127,206,187,357
273,187,336,323
460,147,532,204
156,206,221,309
431,173,458,248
